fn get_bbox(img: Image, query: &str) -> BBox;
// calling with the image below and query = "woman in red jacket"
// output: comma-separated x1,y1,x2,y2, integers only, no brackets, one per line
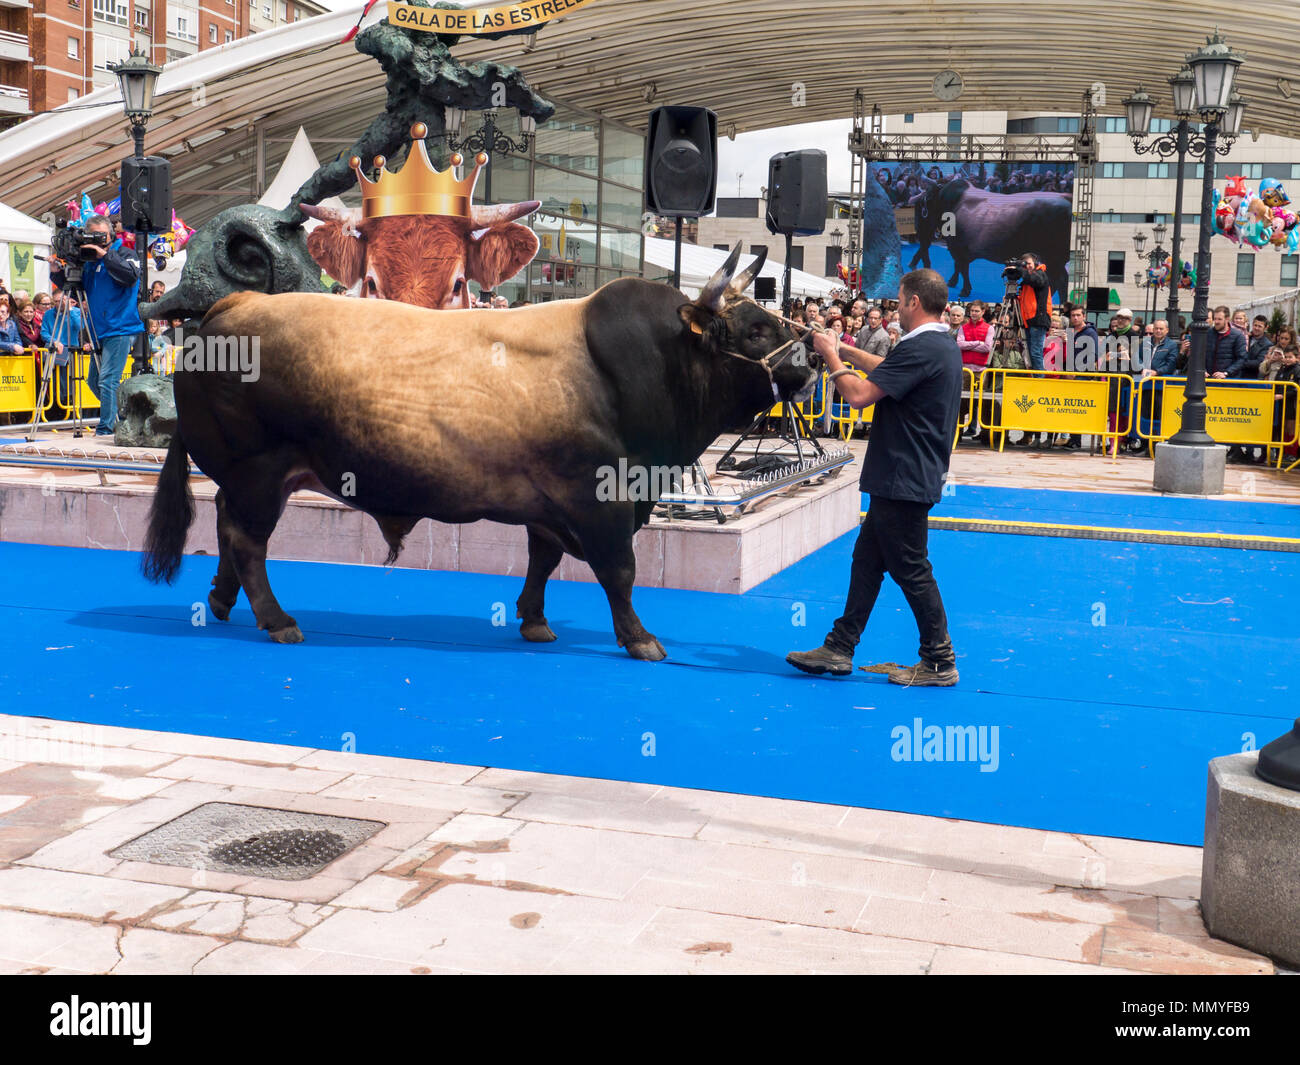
956,300,994,443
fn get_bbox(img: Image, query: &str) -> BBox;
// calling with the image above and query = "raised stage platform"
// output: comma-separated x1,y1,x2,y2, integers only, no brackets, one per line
0,434,860,594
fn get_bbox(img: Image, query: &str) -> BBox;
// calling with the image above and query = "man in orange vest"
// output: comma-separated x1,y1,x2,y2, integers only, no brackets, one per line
1007,251,1053,372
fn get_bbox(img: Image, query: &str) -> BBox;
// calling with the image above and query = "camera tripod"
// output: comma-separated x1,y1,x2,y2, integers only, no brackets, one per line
994,277,1027,363
27,284,100,443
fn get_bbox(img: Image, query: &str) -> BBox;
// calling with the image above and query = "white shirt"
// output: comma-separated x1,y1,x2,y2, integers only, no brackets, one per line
898,321,951,344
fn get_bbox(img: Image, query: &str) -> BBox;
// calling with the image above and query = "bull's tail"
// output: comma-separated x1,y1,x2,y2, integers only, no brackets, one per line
142,432,195,584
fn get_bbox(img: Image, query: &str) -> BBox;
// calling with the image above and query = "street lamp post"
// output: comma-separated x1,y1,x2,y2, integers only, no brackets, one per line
444,106,537,205
107,48,162,375
1171,31,1245,450
1125,67,1237,342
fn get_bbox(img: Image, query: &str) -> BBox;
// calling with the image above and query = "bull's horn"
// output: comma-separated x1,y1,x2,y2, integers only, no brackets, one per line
299,202,363,227
731,247,768,293
470,200,541,227
699,242,743,310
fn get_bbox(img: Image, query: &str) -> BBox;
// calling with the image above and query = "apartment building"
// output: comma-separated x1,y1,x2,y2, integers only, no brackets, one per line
0,0,325,130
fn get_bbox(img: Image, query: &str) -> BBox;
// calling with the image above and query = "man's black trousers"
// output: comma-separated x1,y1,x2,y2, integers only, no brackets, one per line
825,495,955,668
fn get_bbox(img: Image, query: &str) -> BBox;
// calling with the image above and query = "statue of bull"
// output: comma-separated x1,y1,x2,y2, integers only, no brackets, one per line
300,199,542,308
140,246,816,661
908,178,1071,299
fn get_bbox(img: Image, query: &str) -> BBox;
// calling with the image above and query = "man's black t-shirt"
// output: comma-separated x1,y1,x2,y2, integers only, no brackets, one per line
859,324,963,503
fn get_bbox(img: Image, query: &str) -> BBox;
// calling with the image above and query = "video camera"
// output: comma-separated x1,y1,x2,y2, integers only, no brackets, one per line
1001,257,1027,281
48,221,110,287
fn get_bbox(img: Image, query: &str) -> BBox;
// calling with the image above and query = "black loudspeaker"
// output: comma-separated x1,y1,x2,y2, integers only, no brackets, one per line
1085,286,1111,313
644,106,717,217
120,156,173,233
753,276,776,301
765,150,827,237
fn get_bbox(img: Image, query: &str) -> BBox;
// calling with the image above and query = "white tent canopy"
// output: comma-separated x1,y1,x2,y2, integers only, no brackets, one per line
256,126,347,221
643,237,837,301
0,202,53,295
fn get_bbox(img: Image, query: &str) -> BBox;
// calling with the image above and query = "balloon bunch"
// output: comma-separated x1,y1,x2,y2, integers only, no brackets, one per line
1212,176,1300,252
835,262,860,289
1144,255,1195,290
63,193,194,269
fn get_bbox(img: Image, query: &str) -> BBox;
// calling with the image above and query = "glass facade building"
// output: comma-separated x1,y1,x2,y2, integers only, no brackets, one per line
482,98,646,304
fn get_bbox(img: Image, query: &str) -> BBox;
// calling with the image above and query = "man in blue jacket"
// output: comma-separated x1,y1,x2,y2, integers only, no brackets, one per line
52,216,143,436
1207,306,1248,379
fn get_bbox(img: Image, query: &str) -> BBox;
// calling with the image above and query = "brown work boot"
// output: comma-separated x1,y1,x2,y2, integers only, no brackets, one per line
786,645,853,676
888,661,960,687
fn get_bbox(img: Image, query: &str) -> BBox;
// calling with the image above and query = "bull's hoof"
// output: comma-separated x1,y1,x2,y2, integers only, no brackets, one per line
520,620,557,643
267,624,304,644
208,591,234,622
625,636,667,662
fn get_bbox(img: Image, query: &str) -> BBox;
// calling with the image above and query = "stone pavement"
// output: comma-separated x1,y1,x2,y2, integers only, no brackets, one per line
0,713,1276,975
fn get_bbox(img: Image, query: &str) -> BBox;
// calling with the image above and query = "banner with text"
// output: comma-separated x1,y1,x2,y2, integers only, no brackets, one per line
386,0,598,34
986,372,1112,436
1157,381,1276,446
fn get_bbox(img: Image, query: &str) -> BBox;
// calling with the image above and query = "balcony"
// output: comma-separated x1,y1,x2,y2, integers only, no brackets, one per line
0,28,29,62
0,82,30,116
0,0,32,9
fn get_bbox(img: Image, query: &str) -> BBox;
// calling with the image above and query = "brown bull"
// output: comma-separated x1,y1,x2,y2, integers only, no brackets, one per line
140,246,816,661
302,198,540,308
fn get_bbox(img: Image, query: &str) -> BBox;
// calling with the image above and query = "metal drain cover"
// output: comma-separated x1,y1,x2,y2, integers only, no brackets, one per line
110,803,386,881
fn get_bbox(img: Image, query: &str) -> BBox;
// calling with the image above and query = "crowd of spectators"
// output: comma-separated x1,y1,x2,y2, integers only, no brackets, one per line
785,287,1299,463
875,162,1076,207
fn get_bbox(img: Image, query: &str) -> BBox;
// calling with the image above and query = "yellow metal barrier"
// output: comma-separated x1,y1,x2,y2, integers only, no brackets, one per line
978,368,1134,456
827,369,873,440
1135,377,1299,467
768,380,825,426
0,352,40,415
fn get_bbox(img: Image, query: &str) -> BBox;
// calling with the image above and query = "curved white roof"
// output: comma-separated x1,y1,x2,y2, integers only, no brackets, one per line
2,0,1297,225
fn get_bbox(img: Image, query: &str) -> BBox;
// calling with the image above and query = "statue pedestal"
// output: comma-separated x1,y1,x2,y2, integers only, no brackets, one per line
1201,752,1300,969
1153,441,1226,495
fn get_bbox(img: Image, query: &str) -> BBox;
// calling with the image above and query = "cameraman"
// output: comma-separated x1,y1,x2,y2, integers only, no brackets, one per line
1005,252,1053,371
51,216,144,437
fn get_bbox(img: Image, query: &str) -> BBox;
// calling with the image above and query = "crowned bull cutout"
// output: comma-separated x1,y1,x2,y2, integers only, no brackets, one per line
301,122,541,309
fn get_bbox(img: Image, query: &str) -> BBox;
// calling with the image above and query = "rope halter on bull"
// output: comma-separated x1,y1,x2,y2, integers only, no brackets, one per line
688,245,814,403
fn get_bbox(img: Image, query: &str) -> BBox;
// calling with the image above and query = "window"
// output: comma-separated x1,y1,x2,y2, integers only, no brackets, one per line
713,244,729,252
1103,116,1128,133
947,111,962,133
224,29,232,41
788,245,804,272
209,23,216,41
1101,162,1124,179
134,8,147,26
93,34,132,69
749,244,768,259
1107,250,1126,284
1236,253,1254,287
93,0,130,24
278,1,286,18
903,113,913,124
1147,162,1170,179
825,247,841,276
1151,118,1173,133
1282,255,1299,287
68,87,79,102
1292,164,1300,180
262,3,271,18
1057,116,1079,133
1239,163,1263,180
68,36,79,58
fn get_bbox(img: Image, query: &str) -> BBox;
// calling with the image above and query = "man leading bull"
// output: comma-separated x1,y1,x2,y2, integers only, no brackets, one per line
787,268,963,687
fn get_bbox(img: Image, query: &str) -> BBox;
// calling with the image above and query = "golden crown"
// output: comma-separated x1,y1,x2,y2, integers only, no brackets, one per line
350,122,488,221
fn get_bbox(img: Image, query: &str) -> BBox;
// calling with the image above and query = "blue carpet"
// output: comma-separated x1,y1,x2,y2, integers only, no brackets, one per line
931,484,1300,539
0,534,1290,847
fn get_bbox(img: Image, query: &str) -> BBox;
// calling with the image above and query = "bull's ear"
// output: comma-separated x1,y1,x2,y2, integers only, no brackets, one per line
677,302,713,336
305,215,365,288
467,222,539,289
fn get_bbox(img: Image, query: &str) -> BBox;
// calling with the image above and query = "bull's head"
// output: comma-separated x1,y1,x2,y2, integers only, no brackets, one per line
301,199,541,309
678,243,818,404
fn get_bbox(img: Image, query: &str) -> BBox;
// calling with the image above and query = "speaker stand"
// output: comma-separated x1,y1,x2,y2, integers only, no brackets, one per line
782,232,793,312
673,217,683,290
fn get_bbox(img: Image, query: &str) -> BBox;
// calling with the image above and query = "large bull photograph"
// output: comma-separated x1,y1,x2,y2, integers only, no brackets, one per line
872,160,1074,302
